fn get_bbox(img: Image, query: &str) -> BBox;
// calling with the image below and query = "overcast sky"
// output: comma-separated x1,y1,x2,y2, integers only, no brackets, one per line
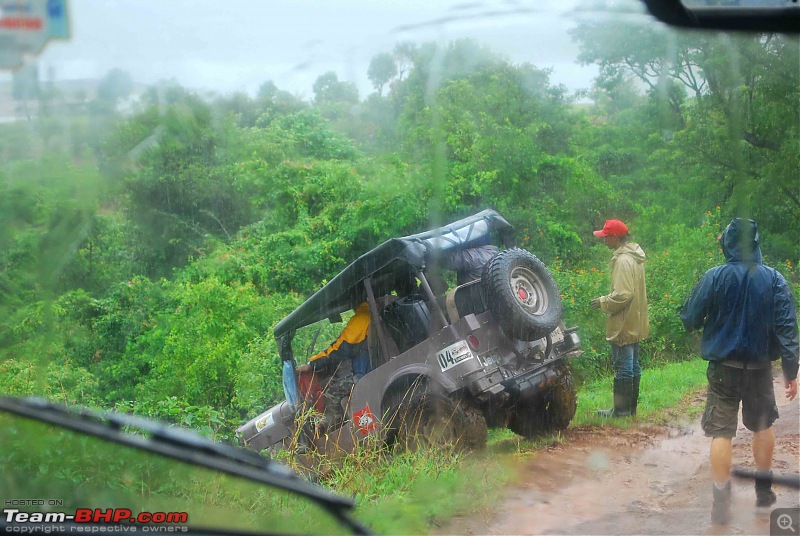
21,0,650,99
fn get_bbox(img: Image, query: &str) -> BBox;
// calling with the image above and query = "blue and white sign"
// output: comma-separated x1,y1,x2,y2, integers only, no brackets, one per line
0,0,70,70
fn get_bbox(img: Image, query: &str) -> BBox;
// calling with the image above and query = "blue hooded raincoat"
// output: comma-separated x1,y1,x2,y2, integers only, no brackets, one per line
680,219,799,381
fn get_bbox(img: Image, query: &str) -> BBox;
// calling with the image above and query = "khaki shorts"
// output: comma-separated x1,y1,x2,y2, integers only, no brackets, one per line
701,361,779,438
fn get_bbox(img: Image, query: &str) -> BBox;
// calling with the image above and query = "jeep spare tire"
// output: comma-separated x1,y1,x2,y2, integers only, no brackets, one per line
482,248,562,341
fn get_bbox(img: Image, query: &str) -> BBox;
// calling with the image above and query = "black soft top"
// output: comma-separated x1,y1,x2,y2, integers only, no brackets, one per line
274,209,515,339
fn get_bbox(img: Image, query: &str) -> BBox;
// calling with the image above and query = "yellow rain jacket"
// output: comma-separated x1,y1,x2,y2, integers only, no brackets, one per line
598,242,649,346
309,302,371,364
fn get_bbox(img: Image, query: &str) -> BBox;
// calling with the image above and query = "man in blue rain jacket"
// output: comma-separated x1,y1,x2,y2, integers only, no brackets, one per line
680,218,798,525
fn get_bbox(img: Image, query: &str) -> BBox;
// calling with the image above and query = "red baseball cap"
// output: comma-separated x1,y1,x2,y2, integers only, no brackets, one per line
593,219,629,237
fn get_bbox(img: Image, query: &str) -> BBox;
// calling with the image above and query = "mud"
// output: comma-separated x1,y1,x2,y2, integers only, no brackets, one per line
439,375,800,535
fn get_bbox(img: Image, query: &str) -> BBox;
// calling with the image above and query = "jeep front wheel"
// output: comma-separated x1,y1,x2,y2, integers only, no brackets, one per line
482,248,563,341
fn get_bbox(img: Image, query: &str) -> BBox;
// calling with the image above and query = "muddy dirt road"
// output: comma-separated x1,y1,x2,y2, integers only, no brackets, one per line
441,375,799,535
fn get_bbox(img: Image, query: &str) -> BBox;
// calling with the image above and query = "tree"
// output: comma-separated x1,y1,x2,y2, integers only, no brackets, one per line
254,80,307,127
392,42,417,83
257,80,279,102
367,52,397,96
572,21,800,260
100,87,255,277
312,71,359,105
215,91,260,127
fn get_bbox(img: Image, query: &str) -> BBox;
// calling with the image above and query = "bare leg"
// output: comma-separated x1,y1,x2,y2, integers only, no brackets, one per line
710,437,733,485
752,427,778,506
752,427,774,470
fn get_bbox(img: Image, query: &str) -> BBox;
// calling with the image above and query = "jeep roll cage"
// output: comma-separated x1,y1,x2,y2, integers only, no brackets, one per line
274,209,516,357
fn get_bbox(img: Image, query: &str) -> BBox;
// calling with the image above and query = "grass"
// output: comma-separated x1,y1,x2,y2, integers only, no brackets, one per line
573,358,709,428
2,359,713,536
0,416,347,535
354,449,512,534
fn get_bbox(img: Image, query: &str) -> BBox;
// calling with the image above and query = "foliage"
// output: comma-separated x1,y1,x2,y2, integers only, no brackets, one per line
3,30,798,418
367,53,398,97
572,25,800,261
1,25,799,532
0,155,107,310
0,416,345,534
572,358,708,427
268,109,359,161
313,71,359,106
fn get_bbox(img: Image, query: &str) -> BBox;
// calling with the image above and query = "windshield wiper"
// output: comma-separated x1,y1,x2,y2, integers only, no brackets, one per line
0,396,372,535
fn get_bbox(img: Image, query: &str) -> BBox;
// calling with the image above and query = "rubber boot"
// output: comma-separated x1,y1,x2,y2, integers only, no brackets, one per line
755,469,777,507
631,376,641,416
597,378,633,417
711,481,732,525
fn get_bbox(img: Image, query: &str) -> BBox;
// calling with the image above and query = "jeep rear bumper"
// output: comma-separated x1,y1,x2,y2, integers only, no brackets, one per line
468,348,582,402
507,350,582,398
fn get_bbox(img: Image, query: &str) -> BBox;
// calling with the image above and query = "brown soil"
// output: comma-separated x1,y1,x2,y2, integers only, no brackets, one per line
437,375,800,535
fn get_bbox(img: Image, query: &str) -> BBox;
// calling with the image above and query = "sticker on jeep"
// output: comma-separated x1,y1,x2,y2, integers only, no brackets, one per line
353,405,378,436
436,340,475,372
255,412,274,433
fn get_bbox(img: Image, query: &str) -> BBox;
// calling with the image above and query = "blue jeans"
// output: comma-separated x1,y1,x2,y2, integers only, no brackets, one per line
611,343,642,380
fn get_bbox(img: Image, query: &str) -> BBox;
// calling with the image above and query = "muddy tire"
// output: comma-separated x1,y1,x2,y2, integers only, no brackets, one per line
394,394,487,452
482,248,563,341
509,367,577,438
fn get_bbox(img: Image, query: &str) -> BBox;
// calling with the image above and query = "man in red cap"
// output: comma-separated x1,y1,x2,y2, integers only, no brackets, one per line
591,219,649,417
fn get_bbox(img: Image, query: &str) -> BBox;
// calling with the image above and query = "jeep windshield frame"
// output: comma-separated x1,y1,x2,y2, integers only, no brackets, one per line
273,209,516,340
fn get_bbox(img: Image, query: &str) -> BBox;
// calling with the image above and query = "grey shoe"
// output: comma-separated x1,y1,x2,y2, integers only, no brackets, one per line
711,481,732,525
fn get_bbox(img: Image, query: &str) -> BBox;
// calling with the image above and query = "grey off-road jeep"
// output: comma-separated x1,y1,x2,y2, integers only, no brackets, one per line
238,210,582,455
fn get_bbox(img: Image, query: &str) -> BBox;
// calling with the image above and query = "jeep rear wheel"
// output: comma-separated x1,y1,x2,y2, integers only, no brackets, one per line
395,395,487,451
509,368,577,438
482,248,563,341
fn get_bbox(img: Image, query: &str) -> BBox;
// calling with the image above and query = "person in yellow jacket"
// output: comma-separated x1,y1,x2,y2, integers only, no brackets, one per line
299,302,371,432
308,302,370,367
590,219,649,417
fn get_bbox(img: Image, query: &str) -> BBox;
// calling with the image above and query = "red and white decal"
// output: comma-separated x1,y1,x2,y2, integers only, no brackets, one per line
353,405,378,436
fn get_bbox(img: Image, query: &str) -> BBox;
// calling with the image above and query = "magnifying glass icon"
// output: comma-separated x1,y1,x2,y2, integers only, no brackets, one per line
778,514,796,533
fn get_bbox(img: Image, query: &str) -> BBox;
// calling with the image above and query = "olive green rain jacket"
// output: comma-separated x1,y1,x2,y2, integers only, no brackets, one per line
598,242,649,346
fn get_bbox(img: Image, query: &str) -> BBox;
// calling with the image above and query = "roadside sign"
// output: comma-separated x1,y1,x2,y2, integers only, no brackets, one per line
0,0,70,70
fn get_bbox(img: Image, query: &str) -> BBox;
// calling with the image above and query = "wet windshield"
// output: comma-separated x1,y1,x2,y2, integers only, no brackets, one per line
1,0,798,534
